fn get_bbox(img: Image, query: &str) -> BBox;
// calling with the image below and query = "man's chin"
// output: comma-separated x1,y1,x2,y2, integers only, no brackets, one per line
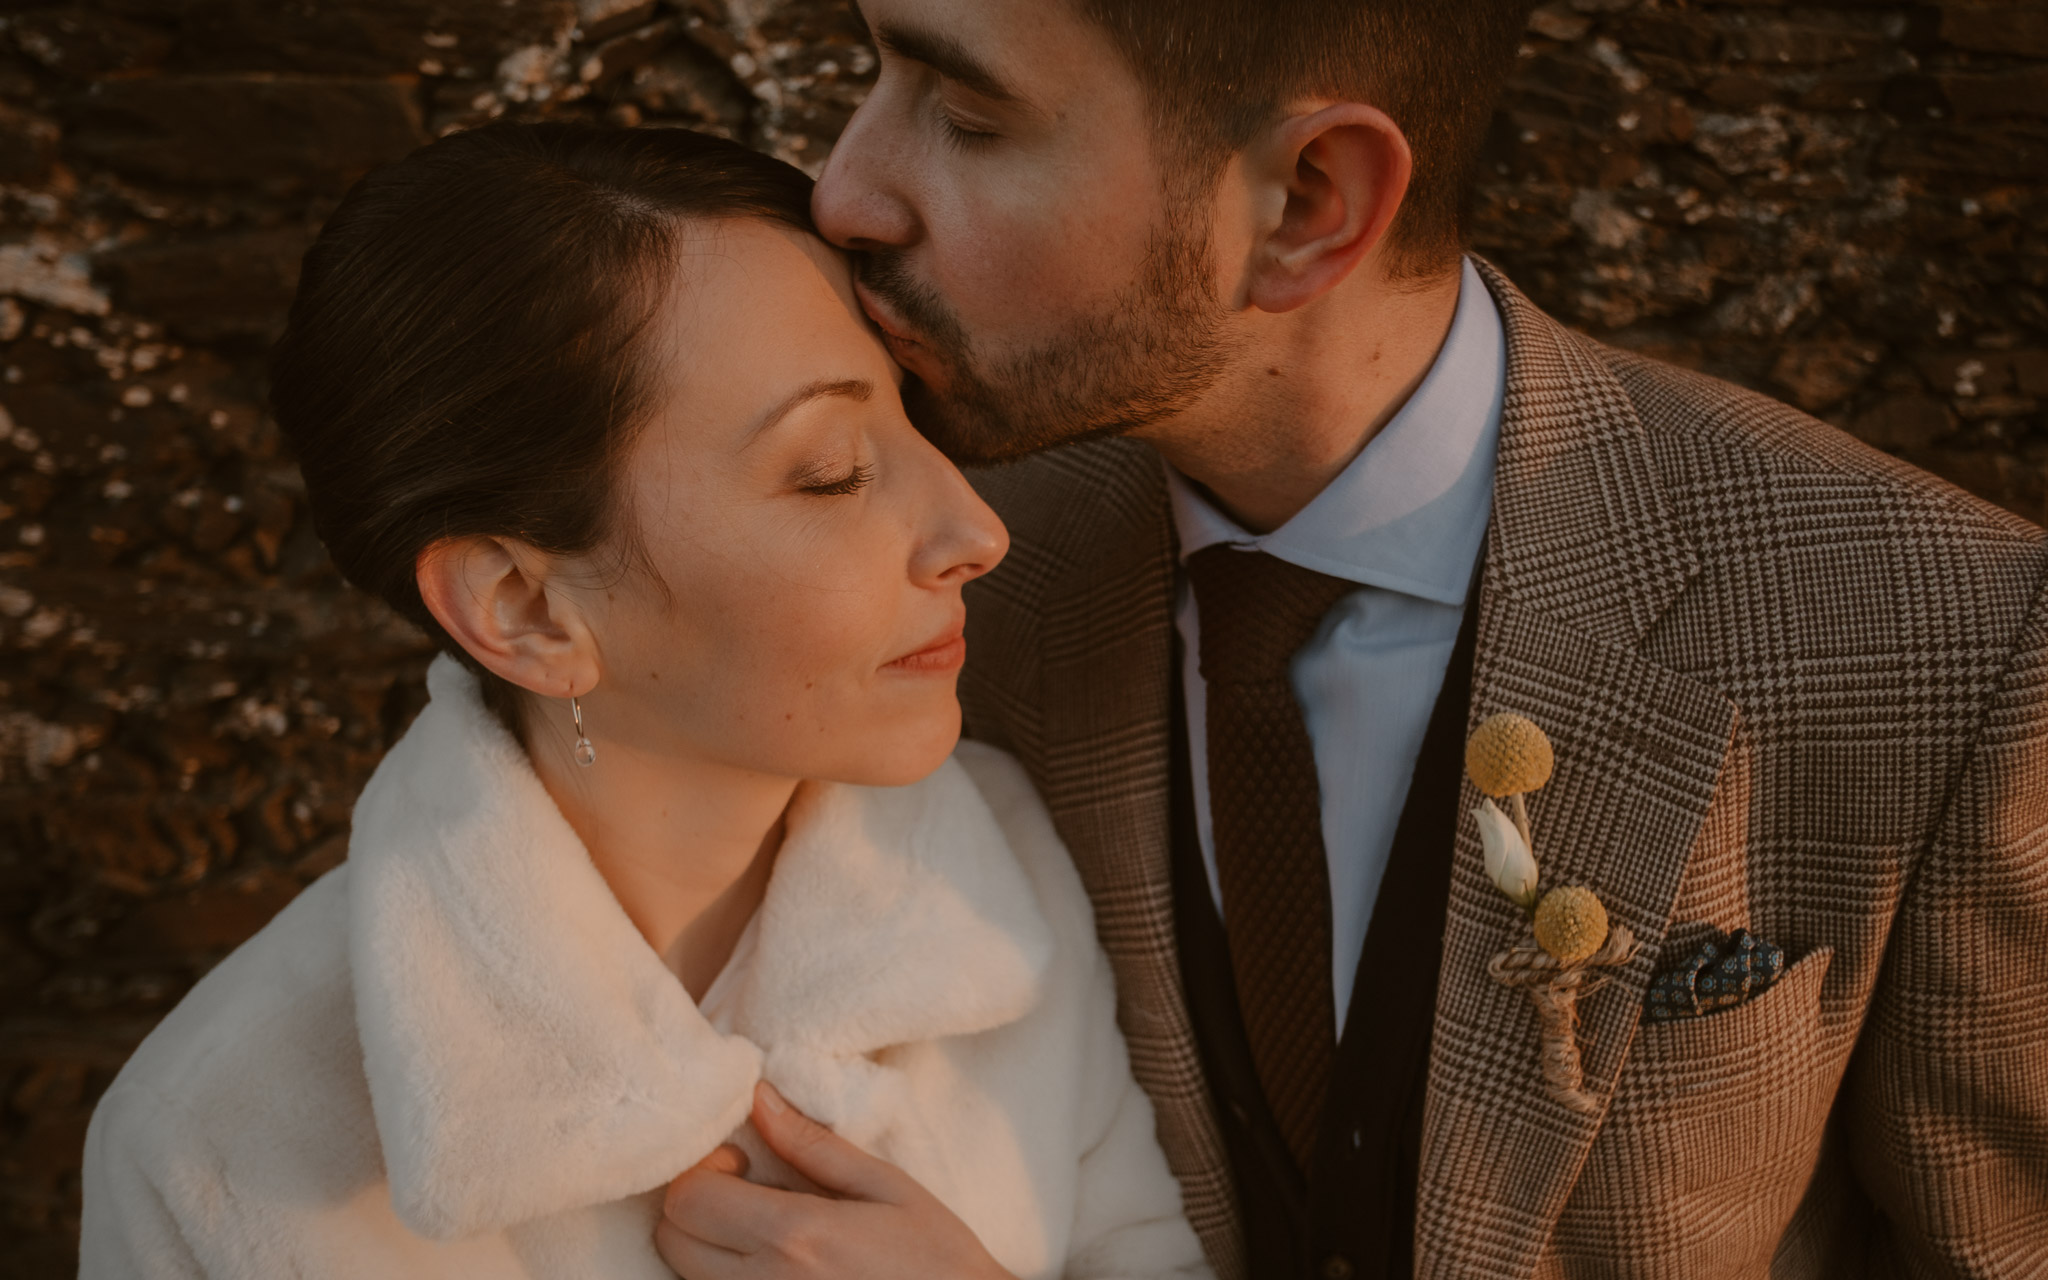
902,375,1124,468
900,377,1014,466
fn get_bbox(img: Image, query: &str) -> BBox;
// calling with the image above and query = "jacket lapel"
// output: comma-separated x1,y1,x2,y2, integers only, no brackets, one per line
1413,265,1740,1278
967,439,1248,1279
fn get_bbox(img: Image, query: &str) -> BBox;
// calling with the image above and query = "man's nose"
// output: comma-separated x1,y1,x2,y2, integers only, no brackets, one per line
811,98,920,251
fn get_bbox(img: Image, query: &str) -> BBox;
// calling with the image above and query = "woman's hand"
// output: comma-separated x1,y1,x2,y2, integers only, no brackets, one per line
657,1081,1017,1280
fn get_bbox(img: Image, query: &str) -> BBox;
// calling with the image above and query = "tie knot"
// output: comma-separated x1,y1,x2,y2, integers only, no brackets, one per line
1186,545,1357,685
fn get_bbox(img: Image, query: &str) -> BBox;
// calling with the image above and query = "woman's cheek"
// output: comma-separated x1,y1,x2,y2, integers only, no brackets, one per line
651,508,925,772
741,585,884,717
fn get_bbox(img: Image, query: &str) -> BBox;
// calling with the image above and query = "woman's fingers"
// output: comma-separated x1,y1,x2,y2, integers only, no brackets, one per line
661,1164,795,1254
657,1096,1016,1280
695,1142,751,1179
750,1081,910,1203
653,1214,746,1280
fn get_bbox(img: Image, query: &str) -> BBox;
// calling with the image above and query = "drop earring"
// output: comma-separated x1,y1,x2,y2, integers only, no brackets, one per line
570,695,596,768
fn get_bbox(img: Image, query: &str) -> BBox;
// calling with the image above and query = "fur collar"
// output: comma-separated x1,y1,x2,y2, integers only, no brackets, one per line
346,657,1053,1239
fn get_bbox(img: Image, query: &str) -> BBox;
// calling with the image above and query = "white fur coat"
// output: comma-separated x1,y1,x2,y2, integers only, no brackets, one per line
79,656,1211,1280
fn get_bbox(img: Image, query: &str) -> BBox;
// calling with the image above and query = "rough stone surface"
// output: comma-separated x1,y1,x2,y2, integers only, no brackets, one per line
97,226,314,343
63,74,429,185
0,1,2041,1272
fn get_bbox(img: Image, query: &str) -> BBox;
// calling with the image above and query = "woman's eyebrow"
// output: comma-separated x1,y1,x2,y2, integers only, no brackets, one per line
747,377,874,443
874,21,1022,106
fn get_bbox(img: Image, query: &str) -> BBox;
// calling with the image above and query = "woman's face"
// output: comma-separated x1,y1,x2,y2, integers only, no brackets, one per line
566,219,1008,787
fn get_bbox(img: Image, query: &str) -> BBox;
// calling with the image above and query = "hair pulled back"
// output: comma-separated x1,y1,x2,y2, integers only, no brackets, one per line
270,123,815,722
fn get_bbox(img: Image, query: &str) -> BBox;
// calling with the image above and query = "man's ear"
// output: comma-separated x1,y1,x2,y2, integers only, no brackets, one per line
1240,102,1413,314
416,536,600,701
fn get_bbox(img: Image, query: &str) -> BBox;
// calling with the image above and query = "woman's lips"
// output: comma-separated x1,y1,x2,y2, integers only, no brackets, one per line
885,629,967,674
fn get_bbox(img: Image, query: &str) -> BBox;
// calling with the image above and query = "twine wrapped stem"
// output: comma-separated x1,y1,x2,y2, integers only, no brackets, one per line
1487,924,1637,1114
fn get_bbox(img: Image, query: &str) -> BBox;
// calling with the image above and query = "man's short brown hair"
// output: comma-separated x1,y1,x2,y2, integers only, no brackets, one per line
1077,0,1531,279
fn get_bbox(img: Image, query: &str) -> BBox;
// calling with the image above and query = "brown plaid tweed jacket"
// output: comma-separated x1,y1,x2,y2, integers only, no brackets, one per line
958,262,2048,1279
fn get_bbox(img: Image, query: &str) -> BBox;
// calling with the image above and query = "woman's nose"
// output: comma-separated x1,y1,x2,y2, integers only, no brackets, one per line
913,462,1010,589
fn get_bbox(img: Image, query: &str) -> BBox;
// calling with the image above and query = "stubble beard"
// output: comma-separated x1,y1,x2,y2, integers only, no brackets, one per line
855,202,1238,466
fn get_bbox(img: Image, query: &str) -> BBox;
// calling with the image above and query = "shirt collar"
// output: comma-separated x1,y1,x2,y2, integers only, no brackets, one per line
1166,255,1504,607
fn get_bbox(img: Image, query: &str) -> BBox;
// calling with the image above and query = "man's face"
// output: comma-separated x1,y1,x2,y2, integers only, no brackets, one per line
812,0,1236,463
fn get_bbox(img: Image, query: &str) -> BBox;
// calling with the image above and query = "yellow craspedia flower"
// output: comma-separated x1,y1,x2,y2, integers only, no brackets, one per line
1533,886,1609,965
1465,712,1555,798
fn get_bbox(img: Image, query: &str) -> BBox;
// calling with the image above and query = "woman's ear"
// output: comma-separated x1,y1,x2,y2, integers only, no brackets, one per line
416,536,600,700
1240,101,1414,315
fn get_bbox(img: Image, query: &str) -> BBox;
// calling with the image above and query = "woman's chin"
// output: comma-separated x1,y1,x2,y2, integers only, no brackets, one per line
824,705,963,789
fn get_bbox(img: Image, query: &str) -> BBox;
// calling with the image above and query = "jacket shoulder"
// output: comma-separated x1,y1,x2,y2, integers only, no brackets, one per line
960,439,1174,756
91,869,375,1182
1590,340,2048,711
966,437,1168,567
1599,341,2043,552
108,869,356,1095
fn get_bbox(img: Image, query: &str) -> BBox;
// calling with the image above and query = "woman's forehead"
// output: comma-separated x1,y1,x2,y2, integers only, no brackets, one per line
643,221,887,443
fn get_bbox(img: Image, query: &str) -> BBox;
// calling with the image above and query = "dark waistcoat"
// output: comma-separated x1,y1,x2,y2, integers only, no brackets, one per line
1169,581,1480,1280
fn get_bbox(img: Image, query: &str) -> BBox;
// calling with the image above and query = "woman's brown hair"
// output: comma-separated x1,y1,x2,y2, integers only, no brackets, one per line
270,122,815,727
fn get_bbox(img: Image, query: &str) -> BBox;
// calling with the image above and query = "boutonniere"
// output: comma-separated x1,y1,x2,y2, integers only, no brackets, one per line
1466,713,1636,1114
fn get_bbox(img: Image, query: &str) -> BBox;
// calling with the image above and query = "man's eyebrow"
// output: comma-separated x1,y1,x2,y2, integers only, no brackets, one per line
874,20,1021,105
747,377,874,443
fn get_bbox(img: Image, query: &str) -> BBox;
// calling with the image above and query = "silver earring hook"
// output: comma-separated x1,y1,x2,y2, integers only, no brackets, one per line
570,695,596,768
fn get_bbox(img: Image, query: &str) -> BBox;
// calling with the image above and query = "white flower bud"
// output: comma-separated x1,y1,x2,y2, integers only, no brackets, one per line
1474,797,1539,910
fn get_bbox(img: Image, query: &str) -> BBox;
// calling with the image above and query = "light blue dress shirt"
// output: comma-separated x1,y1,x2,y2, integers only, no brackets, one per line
1169,257,1506,1037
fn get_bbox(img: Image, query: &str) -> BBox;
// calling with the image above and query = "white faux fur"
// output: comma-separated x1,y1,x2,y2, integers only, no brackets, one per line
78,656,1211,1280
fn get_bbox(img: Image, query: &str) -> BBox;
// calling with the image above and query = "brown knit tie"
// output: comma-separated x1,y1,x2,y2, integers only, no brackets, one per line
1187,543,1356,1172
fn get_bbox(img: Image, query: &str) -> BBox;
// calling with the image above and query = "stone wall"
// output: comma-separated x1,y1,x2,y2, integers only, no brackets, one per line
0,0,2041,1270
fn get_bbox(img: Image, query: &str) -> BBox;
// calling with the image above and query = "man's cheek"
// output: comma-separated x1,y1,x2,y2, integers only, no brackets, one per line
992,220,1130,325
942,197,1092,317
952,253,1086,335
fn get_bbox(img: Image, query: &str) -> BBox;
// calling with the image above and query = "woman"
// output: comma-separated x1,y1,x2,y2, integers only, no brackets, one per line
78,123,1211,1280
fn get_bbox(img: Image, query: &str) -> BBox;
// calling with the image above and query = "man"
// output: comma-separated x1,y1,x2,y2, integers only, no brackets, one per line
662,0,2048,1275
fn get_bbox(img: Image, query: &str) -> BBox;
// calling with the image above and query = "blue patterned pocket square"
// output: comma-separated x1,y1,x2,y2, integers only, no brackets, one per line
1643,927,1786,1022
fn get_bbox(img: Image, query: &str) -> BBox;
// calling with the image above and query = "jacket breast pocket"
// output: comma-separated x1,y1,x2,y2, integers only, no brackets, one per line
1599,946,1837,1184
1618,944,1834,1111
1553,950,1843,1274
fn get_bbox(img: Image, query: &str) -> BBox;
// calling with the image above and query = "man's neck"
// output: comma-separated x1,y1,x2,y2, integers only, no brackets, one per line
1134,265,1463,534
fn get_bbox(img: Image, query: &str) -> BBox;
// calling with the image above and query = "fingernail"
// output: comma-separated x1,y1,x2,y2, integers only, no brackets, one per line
757,1080,787,1115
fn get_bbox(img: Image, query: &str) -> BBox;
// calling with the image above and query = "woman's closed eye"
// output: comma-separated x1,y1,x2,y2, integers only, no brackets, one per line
797,462,876,497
